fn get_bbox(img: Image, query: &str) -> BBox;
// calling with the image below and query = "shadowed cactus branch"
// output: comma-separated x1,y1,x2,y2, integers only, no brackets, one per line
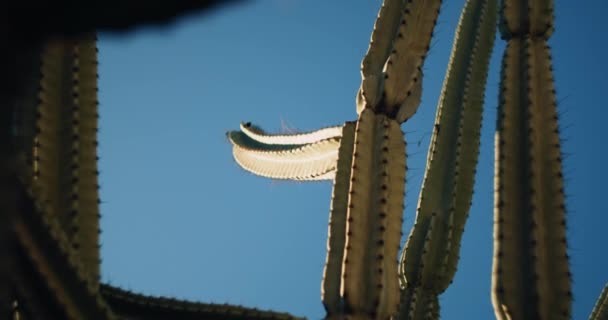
32,35,101,288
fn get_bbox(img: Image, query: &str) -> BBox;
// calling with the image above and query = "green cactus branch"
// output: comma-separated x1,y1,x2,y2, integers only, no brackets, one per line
397,0,496,318
491,0,571,319
321,122,356,315
100,284,304,320
357,0,441,123
589,284,608,320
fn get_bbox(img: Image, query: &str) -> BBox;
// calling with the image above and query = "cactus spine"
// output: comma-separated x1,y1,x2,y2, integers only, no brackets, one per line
491,0,572,319
397,0,497,318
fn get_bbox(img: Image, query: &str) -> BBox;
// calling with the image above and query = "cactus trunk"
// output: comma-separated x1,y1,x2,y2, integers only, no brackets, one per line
492,1,571,319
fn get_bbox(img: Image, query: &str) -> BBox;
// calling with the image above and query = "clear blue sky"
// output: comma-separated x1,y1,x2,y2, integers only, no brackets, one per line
97,1,608,318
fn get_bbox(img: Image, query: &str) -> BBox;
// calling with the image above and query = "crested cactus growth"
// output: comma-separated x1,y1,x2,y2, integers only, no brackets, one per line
491,1,572,319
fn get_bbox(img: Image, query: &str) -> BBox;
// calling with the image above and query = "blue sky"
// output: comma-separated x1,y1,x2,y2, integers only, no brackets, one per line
97,1,608,318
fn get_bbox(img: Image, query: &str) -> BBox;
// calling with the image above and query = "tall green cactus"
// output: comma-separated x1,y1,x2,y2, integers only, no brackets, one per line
491,0,571,319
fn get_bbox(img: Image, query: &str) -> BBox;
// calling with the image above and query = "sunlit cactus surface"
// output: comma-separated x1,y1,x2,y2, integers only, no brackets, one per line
1,0,605,319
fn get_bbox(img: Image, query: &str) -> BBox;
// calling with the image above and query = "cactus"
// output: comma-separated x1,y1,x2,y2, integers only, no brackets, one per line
1,0,604,319
228,0,497,318
491,1,572,319
228,0,602,319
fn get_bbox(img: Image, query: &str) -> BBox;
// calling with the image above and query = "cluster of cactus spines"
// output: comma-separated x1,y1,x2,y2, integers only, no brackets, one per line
397,0,497,317
589,284,608,320
491,0,571,318
100,284,305,320
32,35,101,288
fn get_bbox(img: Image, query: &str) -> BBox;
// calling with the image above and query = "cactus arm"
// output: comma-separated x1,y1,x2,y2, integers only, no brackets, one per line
321,122,356,315
357,0,406,112
100,284,304,320
33,35,101,287
589,284,608,320
382,0,441,120
227,129,341,181
396,0,496,318
492,0,570,318
356,0,441,123
339,108,405,319
239,122,343,145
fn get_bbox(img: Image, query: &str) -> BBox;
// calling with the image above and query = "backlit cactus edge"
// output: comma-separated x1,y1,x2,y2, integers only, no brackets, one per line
1,0,606,319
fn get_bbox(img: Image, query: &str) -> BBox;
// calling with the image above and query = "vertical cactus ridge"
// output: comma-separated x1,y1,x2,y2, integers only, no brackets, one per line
70,35,101,288
499,0,554,39
589,284,608,320
227,128,342,181
340,108,405,318
398,0,496,315
356,0,441,123
322,122,356,315
33,35,101,288
239,122,343,145
492,35,571,319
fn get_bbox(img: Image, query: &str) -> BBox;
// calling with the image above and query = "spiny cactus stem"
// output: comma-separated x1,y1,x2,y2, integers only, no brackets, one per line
357,0,442,123
492,36,570,319
322,122,356,315
339,108,405,318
